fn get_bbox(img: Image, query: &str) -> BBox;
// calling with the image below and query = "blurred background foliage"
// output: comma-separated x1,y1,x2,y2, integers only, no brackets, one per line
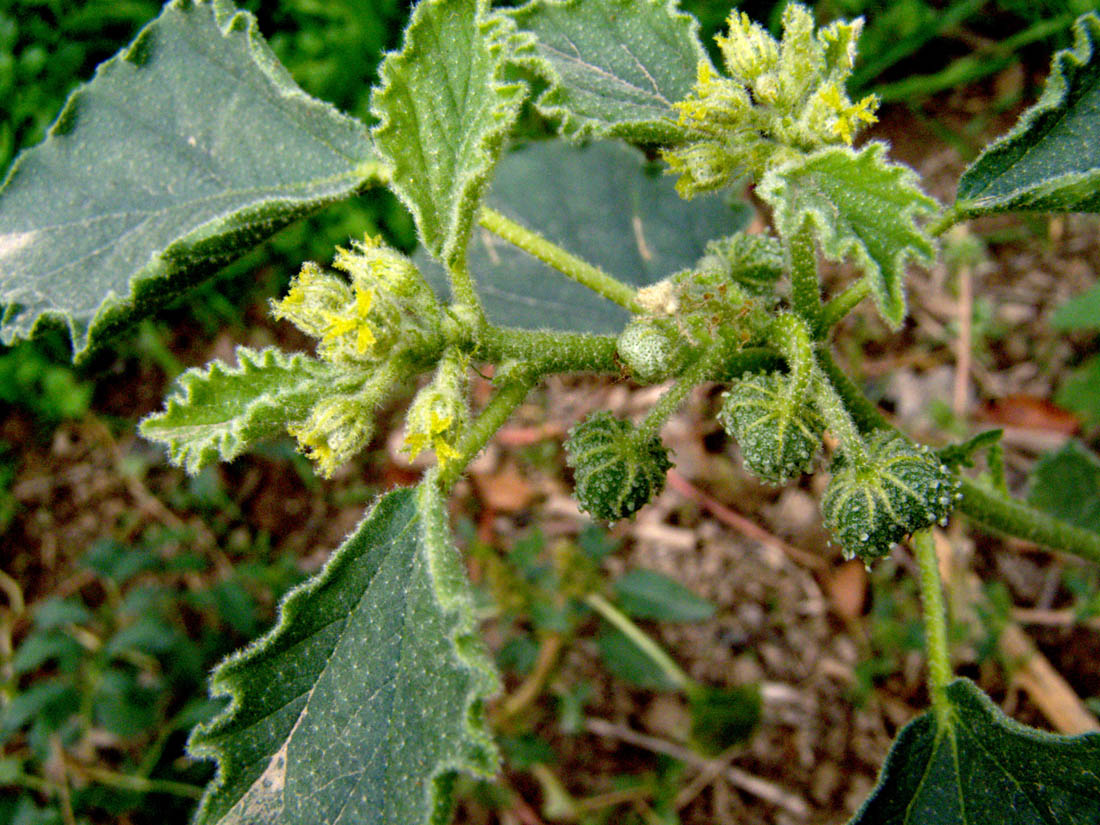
1,0,1099,823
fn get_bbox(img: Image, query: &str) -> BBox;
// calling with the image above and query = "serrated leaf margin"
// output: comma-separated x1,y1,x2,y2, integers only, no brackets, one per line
187,476,499,825
370,0,528,268
139,346,332,475
956,13,1100,217
507,0,708,143
759,142,937,328
0,0,387,359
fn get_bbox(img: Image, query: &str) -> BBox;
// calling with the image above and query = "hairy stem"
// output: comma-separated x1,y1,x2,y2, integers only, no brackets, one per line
478,325,619,374
928,205,964,238
446,256,484,319
812,364,869,467
786,218,823,334
439,372,537,492
584,592,692,692
478,206,641,312
912,529,952,722
820,280,871,331
957,478,1100,566
714,347,786,381
815,347,890,433
770,313,814,400
637,344,725,440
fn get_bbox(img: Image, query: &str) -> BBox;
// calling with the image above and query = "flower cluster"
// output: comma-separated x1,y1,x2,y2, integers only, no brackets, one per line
402,347,470,472
664,3,879,197
271,235,440,366
269,236,445,476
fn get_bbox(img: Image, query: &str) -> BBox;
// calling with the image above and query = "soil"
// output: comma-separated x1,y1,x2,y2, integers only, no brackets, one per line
4,81,1100,825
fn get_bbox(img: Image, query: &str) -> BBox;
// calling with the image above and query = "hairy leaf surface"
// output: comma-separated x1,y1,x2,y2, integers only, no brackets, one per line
509,0,706,143
851,679,1100,824
189,479,499,825
139,346,338,475
956,13,1100,217
371,0,526,267
0,0,382,358
420,141,749,333
759,143,937,328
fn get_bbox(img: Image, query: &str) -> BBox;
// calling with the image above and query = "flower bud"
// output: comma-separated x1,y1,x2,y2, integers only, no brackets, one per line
617,318,687,384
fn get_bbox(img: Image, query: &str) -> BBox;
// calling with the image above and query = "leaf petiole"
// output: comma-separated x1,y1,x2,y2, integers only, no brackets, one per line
477,206,641,312
912,528,952,722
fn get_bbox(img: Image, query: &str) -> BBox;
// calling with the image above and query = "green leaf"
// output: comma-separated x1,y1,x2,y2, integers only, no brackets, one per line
420,141,750,333
1057,356,1100,426
759,142,937,329
613,569,715,623
371,0,526,268
1027,440,1100,533
596,625,678,691
850,678,1100,824
508,0,707,143
140,347,338,475
1052,282,1100,331
0,0,382,359
189,479,499,825
956,13,1100,217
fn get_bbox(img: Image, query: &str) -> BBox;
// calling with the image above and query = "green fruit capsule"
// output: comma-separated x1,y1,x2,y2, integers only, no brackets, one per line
698,232,784,295
718,373,824,484
564,412,673,521
821,432,960,562
616,318,686,384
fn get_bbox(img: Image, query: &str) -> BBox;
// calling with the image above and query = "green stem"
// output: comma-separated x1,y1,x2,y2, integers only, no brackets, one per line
79,765,204,799
912,528,952,722
820,280,871,331
584,592,693,692
957,478,1100,566
637,345,725,440
478,325,619,374
812,363,870,467
786,218,823,334
439,372,537,492
446,256,484,318
478,206,641,312
713,347,785,381
928,205,965,238
815,347,890,433
770,313,814,400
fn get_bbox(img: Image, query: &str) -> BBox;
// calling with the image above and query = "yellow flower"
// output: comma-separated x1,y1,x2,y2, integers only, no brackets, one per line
820,84,878,144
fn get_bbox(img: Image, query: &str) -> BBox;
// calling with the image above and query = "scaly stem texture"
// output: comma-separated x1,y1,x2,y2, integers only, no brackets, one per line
478,206,641,312
912,528,952,722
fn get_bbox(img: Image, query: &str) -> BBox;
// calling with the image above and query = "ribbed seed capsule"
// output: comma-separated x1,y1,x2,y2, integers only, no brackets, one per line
718,373,824,484
821,432,960,561
564,412,673,521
